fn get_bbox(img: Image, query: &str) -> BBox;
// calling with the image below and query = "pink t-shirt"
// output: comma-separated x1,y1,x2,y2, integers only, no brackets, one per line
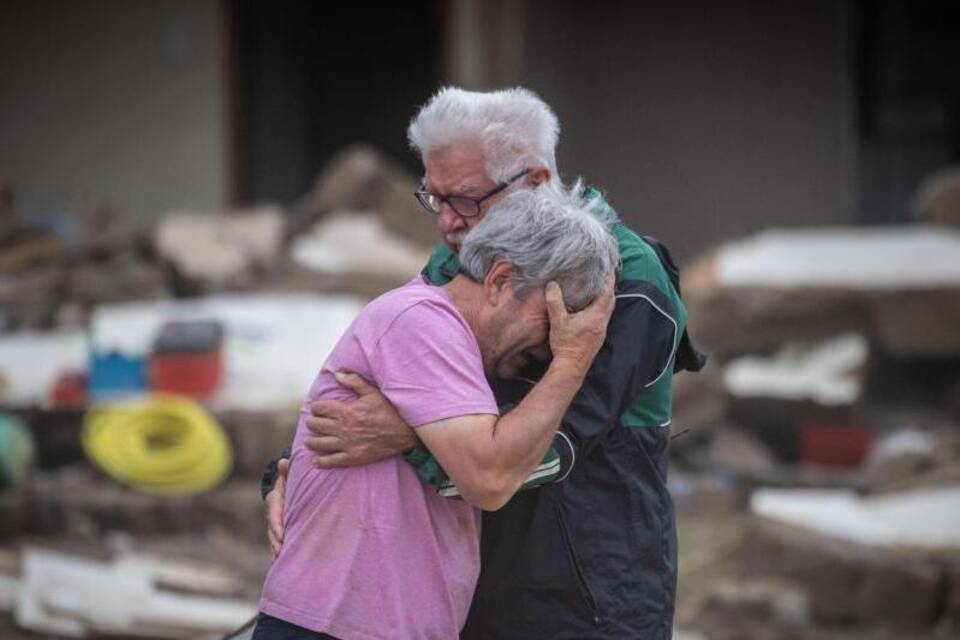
259,279,498,640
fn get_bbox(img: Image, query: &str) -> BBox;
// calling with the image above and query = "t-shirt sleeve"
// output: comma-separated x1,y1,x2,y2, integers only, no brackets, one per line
367,299,498,427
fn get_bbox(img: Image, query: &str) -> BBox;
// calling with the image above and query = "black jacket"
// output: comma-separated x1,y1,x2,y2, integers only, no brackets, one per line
462,234,703,640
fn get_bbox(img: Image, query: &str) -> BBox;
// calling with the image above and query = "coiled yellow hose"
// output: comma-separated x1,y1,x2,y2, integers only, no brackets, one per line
82,395,232,495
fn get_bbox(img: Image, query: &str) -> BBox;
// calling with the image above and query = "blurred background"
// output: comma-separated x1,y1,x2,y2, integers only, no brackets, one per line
1,1,959,638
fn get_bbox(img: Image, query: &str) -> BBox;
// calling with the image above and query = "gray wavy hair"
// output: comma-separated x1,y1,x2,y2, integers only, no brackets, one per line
459,181,620,311
407,86,560,184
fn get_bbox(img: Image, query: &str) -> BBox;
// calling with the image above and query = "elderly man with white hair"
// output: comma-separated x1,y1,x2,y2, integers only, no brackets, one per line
262,87,704,639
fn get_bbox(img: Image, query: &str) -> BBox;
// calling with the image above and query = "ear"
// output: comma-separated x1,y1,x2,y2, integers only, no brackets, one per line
525,166,551,188
483,260,516,306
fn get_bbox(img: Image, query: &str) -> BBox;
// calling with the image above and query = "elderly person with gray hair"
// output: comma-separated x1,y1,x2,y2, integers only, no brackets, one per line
263,87,704,639
252,185,617,640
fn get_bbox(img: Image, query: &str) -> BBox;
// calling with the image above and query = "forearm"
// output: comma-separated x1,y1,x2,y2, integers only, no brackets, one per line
464,359,586,505
434,439,571,498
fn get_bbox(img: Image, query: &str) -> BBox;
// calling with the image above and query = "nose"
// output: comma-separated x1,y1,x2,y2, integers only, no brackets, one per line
437,203,466,234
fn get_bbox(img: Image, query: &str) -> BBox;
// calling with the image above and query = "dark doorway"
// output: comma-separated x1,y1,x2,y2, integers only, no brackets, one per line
855,0,960,223
234,0,441,204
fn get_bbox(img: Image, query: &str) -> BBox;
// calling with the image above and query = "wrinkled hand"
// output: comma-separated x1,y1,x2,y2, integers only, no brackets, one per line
305,372,416,468
265,457,289,560
545,278,615,372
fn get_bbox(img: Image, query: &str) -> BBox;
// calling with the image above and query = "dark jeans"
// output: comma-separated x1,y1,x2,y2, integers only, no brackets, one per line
251,613,340,640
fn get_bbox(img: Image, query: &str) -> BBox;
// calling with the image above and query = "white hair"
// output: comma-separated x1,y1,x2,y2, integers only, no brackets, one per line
459,181,620,311
407,86,561,184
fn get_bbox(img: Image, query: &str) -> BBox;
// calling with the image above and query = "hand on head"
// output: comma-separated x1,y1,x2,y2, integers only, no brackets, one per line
544,277,615,370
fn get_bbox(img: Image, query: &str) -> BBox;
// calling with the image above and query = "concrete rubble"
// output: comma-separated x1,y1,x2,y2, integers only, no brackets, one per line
669,224,960,639
0,147,438,638
684,226,960,359
155,205,285,291
677,509,960,639
912,166,960,229
750,486,960,548
291,210,430,283
291,144,437,248
0,545,260,639
0,145,431,333
674,224,960,473
10,547,255,637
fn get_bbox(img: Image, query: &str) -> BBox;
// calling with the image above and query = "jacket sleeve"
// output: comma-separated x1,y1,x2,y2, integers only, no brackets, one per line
404,431,572,497
559,280,678,459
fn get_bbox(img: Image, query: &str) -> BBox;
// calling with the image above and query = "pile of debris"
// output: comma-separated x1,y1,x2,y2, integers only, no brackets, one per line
0,143,435,493
0,145,435,335
677,507,960,640
671,224,960,639
0,146,439,637
674,225,960,483
0,544,261,639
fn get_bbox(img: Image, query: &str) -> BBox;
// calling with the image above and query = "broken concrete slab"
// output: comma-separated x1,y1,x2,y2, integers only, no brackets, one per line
684,227,960,359
740,519,946,629
685,284,869,359
291,210,431,284
154,205,285,290
750,486,960,549
14,547,256,638
720,334,870,460
293,144,437,249
724,334,868,407
713,227,960,291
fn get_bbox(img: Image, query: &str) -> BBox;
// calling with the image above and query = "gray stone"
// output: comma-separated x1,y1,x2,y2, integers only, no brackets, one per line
742,520,944,629
293,144,436,249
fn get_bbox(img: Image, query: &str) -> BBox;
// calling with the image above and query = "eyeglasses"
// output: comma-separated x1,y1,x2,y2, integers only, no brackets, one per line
414,168,532,218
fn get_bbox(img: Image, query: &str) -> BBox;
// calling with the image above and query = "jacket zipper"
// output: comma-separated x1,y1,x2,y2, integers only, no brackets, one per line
556,504,602,626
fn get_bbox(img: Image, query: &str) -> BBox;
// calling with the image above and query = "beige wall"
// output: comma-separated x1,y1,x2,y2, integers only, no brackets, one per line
447,0,858,262
0,0,228,219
